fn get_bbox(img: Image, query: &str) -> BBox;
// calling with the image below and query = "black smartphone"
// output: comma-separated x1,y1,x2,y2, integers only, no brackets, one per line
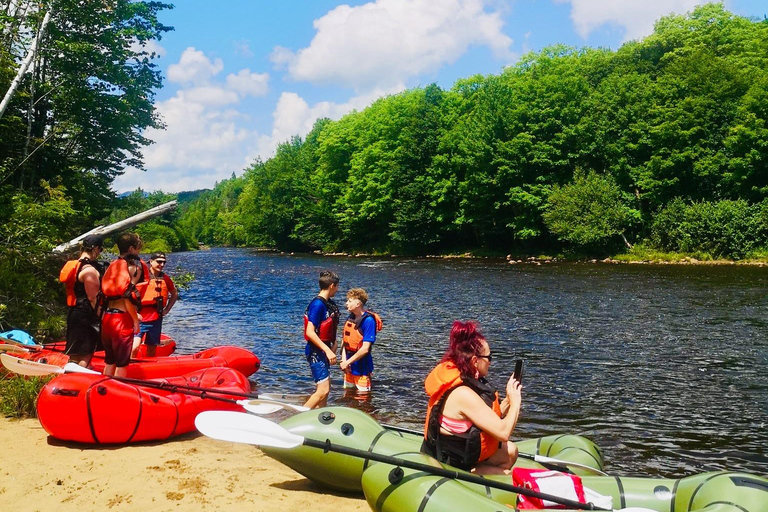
513,359,523,383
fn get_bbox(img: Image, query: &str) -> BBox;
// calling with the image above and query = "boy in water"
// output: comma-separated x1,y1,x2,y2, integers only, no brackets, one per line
302,271,340,409
340,288,381,393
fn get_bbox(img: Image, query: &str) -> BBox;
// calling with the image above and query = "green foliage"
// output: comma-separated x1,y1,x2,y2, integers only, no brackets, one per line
651,198,768,258
174,4,768,259
544,170,639,249
0,370,51,418
0,2,173,336
108,190,196,252
0,183,77,331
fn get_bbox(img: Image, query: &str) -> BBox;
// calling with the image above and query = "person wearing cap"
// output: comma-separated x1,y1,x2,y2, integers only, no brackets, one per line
135,252,178,357
60,234,104,367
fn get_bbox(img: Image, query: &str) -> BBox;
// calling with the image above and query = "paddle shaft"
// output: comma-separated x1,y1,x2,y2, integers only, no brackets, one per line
90,374,262,400
301,437,606,510
380,423,597,475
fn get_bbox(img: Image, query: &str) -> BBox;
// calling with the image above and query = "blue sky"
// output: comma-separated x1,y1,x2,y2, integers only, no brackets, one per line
113,0,767,193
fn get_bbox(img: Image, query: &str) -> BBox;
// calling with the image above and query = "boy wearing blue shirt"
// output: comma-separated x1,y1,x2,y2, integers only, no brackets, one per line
302,271,340,409
340,288,382,393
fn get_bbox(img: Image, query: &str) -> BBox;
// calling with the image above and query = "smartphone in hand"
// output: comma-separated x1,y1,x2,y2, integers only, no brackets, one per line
513,359,523,384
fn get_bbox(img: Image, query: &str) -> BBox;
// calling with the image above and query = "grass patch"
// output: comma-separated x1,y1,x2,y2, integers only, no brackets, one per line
612,244,714,263
0,369,52,418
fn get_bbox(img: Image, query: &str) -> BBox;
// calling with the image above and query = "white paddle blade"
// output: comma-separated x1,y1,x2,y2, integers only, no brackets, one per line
195,411,304,449
0,353,64,376
253,398,309,412
242,401,284,415
62,363,100,374
0,344,28,353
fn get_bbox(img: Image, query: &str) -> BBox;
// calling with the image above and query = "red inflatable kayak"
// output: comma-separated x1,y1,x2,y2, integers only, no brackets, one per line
5,346,260,379
37,367,251,444
44,333,178,358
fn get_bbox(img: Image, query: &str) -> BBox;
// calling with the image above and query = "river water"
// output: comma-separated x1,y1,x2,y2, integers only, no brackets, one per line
161,248,767,478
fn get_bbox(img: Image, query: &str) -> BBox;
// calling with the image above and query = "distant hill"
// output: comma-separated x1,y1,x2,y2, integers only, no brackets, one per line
177,189,211,203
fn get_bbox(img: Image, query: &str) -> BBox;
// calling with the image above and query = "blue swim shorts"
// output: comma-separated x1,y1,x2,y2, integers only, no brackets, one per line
139,319,163,346
307,350,330,384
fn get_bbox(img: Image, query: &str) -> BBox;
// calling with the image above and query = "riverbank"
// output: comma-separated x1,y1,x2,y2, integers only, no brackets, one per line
0,416,368,512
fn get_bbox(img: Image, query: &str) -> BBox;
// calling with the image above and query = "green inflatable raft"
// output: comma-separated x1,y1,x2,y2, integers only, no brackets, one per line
254,407,767,512
260,406,604,493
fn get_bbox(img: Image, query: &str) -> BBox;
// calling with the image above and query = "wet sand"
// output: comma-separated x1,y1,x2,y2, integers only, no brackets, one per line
0,416,369,512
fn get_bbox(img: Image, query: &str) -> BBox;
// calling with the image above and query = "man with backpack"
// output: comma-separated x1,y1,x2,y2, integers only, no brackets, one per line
60,234,104,367
100,232,147,377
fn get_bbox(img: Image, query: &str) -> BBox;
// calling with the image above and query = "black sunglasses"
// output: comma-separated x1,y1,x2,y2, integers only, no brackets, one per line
477,353,493,362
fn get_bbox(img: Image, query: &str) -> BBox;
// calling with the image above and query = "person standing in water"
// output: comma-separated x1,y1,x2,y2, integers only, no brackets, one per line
302,271,340,409
339,288,382,394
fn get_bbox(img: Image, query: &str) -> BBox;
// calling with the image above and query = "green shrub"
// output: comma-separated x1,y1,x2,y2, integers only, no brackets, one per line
0,370,51,418
651,199,768,259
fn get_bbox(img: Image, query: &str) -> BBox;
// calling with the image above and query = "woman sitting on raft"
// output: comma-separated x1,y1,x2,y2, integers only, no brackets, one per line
422,320,522,475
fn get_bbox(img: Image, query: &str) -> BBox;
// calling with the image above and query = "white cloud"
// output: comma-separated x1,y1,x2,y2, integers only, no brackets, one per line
275,0,513,91
114,50,270,193
226,69,270,98
554,0,706,41
166,47,224,85
254,87,402,161
233,39,254,58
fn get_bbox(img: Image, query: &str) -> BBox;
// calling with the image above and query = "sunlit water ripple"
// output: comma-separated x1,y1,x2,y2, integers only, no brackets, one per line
162,248,768,478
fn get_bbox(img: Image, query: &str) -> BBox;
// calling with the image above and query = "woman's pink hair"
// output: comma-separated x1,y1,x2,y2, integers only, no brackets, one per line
442,320,486,377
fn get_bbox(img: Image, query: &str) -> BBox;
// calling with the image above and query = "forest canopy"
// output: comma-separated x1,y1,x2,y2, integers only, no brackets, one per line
177,4,768,259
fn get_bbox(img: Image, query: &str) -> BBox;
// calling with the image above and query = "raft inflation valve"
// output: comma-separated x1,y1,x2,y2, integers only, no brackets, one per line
319,411,336,424
388,467,404,484
97,385,108,396
341,423,354,436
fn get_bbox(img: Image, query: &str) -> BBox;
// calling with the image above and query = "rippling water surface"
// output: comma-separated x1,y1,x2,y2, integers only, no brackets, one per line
162,248,768,477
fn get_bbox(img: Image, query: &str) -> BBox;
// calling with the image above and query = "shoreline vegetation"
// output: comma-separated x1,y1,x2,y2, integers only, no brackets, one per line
253,246,768,266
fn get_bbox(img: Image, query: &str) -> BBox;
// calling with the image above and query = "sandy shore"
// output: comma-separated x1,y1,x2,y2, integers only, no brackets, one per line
0,416,370,512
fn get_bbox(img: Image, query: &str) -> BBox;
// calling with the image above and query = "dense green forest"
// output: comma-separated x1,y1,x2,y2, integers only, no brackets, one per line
178,4,768,260
0,0,176,333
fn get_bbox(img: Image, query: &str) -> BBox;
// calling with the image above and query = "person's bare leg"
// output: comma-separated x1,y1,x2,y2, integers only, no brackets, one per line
303,380,330,409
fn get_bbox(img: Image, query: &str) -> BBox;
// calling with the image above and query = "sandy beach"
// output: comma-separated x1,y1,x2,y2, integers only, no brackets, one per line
0,416,370,512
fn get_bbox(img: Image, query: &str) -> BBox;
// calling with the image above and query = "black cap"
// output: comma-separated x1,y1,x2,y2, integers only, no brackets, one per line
149,252,167,261
82,235,104,249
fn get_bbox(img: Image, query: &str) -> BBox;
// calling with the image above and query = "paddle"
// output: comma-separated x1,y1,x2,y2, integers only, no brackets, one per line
0,353,288,415
240,400,607,476
195,411,609,511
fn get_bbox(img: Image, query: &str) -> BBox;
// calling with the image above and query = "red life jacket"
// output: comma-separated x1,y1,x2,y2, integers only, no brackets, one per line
341,311,382,352
303,296,340,344
422,361,502,470
101,256,149,307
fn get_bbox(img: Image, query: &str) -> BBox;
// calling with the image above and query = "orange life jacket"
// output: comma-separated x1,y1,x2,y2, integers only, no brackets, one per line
341,311,382,352
140,272,170,310
422,361,502,469
101,257,149,307
59,259,84,307
303,296,340,344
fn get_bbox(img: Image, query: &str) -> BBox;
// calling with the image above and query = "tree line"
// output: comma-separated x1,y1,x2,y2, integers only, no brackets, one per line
0,0,174,332
177,4,768,260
